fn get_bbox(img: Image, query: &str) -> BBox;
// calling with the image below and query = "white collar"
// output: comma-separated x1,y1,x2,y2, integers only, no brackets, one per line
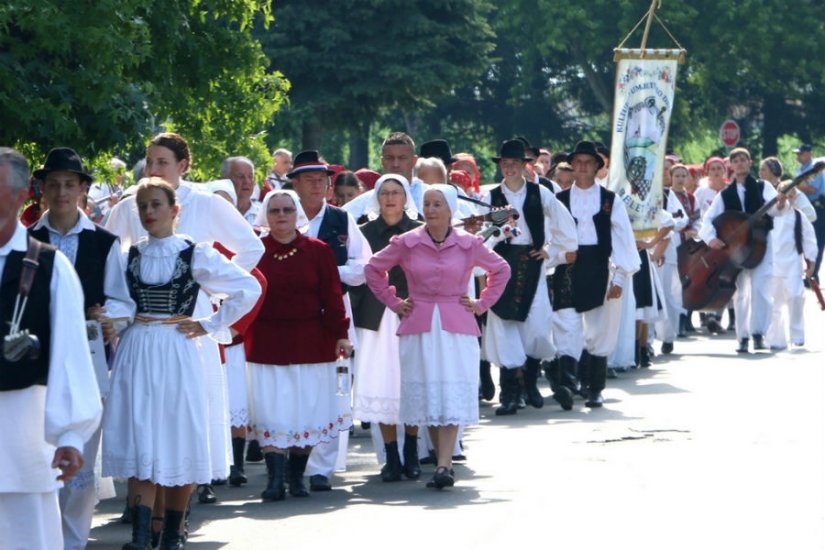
33,207,94,236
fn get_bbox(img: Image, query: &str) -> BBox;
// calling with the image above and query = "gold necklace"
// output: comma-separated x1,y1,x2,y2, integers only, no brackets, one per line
273,248,298,261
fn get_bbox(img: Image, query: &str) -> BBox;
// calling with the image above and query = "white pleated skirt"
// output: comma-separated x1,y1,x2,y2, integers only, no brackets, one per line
399,306,479,427
247,361,352,449
102,322,215,486
352,308,402,424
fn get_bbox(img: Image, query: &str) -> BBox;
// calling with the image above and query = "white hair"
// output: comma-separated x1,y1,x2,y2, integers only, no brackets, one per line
221,156,255,178
414,157,448,183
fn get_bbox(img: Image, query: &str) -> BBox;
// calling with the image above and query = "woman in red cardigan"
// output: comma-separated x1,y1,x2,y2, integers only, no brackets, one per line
245,190,353,502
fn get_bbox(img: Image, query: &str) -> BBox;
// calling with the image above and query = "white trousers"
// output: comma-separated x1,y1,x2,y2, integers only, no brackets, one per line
583,293,624,357
656,262,683,343
733,256,774,340
59,425,101,550
608,285,637,368
0,491,62,550
552,307,583,359
767,273,806,348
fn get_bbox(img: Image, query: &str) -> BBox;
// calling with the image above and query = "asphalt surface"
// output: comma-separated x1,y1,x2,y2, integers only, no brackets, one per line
88,299,825,550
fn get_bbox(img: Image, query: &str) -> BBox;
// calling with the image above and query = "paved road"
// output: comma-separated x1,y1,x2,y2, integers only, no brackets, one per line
88,302,825,550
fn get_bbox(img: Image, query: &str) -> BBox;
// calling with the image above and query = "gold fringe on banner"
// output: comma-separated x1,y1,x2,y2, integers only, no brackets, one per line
613,48,686,63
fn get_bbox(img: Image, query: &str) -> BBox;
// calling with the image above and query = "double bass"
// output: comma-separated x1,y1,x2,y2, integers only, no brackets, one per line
677,161,825,311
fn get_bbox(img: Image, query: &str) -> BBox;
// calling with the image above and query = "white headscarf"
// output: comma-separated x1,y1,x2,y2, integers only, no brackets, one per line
205,179,238,207
426,183,460,221
363,173,419,221
254,189,309,230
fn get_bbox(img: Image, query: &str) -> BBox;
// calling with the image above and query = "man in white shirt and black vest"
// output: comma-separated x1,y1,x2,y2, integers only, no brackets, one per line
28,147,130,549
481,139,578,415
290,150,372,491
699,147,788,353
0,147,102,550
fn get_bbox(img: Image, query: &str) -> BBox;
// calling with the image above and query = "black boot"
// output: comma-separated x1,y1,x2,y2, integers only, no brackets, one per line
261,452,286,501
551,355,576,411
245,439,263,462
479,360,495,401
522,357,544,408
585,354,607,408
577,350,592,397
402,432,421,479
380,441,403,482
678,314,687,338
286,453,310,497
122,504,152,550
495,368,519,416
229,437,248,487
158,509,185,550
727,307,736,332
640,345,651,367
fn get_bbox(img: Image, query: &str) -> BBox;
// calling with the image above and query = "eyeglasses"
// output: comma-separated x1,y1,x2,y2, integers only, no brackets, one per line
268,207,297,215
378,190,404,198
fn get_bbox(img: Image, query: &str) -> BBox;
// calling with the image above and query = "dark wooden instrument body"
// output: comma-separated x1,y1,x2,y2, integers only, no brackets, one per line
677,211,769,311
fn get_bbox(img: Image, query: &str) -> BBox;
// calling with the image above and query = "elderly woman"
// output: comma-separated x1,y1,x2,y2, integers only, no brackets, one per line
365,184,510,489
350,174,423,482
245,190,353,502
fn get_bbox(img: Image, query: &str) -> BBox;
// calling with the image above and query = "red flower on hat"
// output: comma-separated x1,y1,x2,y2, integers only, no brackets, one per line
303,431,310,439
328,422,334,429
263,431,270,438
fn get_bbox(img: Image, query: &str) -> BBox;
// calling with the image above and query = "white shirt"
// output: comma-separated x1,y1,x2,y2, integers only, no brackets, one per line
569,183,641,288
240,201,261,226
0,222,102,493
772,207,818,274
663,189,688,265
303,201,371,287
481,180,578,268
105,181,264,272
693,185,720,219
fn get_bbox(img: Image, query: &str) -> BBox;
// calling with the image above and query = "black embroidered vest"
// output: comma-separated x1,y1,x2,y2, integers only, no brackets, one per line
720,175,773,231
489,182,545,249
125,243,200,316
0,238,55,391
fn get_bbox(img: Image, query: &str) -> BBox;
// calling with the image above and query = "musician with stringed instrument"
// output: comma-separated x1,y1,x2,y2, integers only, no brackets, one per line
697,147,789,353
480,139,578,416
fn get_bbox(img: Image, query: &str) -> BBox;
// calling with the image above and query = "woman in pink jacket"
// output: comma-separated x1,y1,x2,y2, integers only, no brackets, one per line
365,184,510,489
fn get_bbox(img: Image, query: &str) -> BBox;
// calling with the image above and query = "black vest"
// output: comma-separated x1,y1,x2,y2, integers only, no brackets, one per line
126,243,200,316
350,215,422,330
553,186,615,312
489,182,545,249
0,238,56,391
317,205,351,292
794,210,803,255
720,175,773,231
30,224,118,310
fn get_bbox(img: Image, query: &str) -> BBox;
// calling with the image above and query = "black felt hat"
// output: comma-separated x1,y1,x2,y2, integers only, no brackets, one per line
286,150,336,179
419,139,458,166
492,139,531,163
33,147,93,183
567,141,605,170
514,136,540,159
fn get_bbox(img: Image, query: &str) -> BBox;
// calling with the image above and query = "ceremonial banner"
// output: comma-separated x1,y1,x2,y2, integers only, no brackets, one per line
608,57,679,235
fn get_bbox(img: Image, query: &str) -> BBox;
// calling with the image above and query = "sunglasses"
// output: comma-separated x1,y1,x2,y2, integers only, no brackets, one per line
268,207,297,215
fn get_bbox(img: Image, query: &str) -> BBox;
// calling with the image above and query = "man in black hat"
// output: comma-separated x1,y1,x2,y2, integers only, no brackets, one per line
795,143,825,282
552,141,639,407
27,147,130,548
481,139,578,415
419,139,457,171
0,147,102,550
515,137,560,193
289,150,371,492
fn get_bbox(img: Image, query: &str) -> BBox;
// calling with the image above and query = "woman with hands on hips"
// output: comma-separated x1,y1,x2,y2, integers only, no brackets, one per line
365,184,510,490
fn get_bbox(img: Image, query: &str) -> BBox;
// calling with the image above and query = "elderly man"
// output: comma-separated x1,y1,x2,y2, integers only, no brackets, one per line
288,150,372,492
266,148,293,191
223,156,260,225
0,147,102,549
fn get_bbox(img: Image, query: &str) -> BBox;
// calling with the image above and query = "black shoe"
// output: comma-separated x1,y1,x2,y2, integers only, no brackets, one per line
211,477,227,486
606,367,618,379
158,509,185,550
677,314,687,338
523,358,544,409
661,341,674,355
261,452,286,501
245,439,264,462
640,347,651,368
122,504,152,550
726,308,736,332
736,338,749,354
229,465,247,487
309,474,331,492
380,441,403,482
402,433,421,479
360,421,371,430
752,334,766,350
552,385,574,411
585,390,604,408
426,466,455,490
197,484,216,504
495,368,519,416
287,454,311,496
706,317,723,334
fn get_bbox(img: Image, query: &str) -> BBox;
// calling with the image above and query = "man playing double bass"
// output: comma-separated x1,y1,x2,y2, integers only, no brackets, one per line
698,147,788,353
